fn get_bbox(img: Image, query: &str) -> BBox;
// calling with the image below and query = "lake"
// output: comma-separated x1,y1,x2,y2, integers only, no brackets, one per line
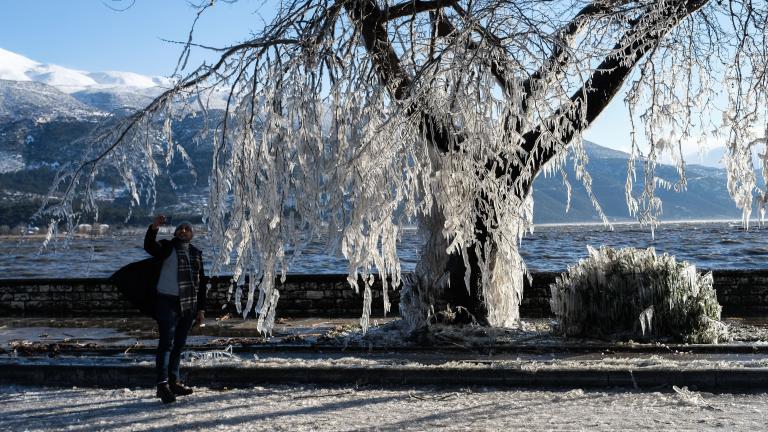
1,221,766,279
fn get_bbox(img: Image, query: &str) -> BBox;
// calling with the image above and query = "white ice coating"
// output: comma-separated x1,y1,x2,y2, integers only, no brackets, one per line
400,158,533,330
40,1,768,334
550,246,727,343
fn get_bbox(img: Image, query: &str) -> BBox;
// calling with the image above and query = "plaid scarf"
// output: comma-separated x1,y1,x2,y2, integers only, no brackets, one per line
175,242,199,312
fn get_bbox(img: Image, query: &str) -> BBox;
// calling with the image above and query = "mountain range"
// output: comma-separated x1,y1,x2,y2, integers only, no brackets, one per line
533,147,742,223
0,47,747,226
0,47,168,92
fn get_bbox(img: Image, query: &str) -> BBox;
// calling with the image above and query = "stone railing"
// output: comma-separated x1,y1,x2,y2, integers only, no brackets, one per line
0,275,392,318
1,270,767,318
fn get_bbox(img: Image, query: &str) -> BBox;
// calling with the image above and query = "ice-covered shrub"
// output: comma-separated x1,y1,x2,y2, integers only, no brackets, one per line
550,246,728,343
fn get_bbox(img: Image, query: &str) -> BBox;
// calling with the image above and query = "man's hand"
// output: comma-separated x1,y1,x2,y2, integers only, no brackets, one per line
151,214,166,230
195,310,205,327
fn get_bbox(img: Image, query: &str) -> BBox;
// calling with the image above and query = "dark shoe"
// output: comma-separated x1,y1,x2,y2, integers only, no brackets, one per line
169,381,194,396
156,383,177,403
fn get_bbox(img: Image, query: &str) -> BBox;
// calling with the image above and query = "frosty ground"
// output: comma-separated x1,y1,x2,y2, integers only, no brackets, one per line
0,386,768,431
2,384,768,431
5,317,768,430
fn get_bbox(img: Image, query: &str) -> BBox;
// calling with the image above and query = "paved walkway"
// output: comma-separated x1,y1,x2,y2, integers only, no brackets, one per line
3,317,768,390
3,384,767,431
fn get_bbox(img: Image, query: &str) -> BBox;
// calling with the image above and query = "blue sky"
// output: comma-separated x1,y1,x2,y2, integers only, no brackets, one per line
0,0,271,76
0,0,634,150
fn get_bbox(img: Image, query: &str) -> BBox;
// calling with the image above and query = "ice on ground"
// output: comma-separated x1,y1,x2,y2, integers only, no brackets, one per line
6,348,768,372
182,345,243,365
357,319,558,348
1,384,767,431
0,327,133,345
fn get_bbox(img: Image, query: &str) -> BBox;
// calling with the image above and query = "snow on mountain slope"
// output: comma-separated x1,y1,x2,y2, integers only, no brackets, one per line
0,48,41,82
0,79,103,120
0,48,234,112
86,71,169,88
72,87,161,112
0,150,23,173
0,47,168,93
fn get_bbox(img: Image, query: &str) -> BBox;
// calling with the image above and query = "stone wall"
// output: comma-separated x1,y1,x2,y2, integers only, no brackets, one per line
706,270,768,316
0,275,392,318
1,270,768,318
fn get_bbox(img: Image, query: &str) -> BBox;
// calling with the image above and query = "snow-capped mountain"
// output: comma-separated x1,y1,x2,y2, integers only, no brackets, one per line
0,47,174,113
0,47,170,93
0,47,234,113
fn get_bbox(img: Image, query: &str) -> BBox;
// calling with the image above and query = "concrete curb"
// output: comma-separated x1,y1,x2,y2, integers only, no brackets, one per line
3,362,768,391
6,342,768,357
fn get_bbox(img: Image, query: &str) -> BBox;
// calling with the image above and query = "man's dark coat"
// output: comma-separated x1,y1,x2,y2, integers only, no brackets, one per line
109,226,207,318
109,257,162,318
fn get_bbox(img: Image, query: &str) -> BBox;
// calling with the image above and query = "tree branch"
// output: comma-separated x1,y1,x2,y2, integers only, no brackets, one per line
346,0,460,152
514,0,711,194
384,0,457,22
446,1,630,132
346,0,413,98
519,1,630,102
431,10,515,92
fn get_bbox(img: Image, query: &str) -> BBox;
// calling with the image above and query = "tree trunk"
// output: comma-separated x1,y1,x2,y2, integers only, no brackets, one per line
443,206,492,325
401,189,530,330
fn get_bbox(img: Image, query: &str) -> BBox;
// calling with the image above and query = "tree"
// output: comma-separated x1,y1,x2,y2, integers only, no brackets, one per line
44,0,768,334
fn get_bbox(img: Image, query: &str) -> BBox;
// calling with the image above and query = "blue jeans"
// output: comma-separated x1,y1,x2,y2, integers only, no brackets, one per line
155,294,195,384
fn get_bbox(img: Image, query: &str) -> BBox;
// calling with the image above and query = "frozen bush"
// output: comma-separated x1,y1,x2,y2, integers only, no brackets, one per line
550,246,728,343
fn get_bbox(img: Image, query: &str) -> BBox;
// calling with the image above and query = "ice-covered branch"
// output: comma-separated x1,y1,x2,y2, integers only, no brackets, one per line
43,0,768,334
516,0,711,194
384,0,459,21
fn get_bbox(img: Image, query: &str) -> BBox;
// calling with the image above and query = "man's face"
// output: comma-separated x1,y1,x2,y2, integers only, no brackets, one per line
175,224,194,241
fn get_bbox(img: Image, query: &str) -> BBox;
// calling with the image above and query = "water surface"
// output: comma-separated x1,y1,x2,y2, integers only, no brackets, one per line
1,221,765,279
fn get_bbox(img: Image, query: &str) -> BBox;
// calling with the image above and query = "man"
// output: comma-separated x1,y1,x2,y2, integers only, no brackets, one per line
144,215,207,404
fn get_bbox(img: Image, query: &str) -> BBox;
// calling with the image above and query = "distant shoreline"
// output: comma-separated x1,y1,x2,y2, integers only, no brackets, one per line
533,218,753,228
1,219,760,240
0,233,101,240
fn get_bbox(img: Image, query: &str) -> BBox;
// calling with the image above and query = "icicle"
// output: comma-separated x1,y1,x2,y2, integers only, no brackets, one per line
40,1,768,336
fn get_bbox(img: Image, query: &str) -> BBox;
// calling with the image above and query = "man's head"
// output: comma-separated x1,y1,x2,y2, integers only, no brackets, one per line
174,221,194,242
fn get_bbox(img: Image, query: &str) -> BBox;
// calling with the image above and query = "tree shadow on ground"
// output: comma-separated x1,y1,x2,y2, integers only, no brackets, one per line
0,386,403,431
369,388,610,431
0,388,270,429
